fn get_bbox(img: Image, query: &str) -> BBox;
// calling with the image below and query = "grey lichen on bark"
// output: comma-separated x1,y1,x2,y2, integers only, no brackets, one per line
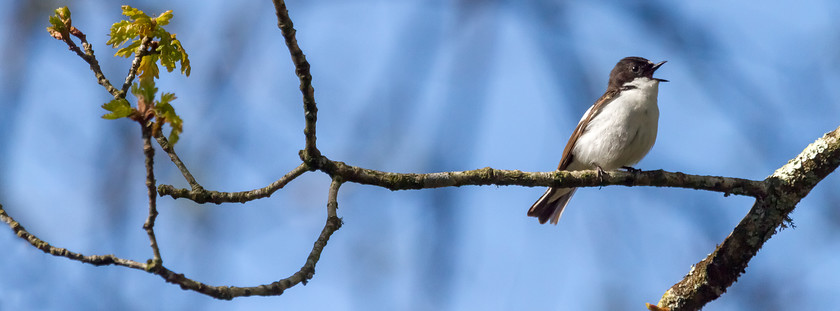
656,126,840,311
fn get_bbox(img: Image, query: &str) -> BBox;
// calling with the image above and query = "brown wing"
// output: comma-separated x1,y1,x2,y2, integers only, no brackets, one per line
556,89,619,170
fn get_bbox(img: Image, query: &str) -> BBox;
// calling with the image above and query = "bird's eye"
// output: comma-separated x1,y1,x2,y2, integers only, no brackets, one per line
631,65,640,72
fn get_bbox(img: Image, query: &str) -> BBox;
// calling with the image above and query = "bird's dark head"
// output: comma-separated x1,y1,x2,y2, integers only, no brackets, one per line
608,57,667,89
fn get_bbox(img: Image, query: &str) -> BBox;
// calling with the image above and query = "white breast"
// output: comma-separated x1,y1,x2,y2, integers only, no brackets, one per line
570,77,660,170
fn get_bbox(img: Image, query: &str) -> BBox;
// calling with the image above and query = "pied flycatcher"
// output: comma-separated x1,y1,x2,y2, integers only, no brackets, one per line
528,56,667,224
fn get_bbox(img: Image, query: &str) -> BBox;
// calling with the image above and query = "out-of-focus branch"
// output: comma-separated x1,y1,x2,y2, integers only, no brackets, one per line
655,125,840,311
157,162,309,204
272,0,321,164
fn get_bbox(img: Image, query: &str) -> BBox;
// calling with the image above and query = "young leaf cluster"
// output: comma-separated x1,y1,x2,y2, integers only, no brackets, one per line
101,79,183,144
91,5,190,144
107,5,190,79
46,7,72,40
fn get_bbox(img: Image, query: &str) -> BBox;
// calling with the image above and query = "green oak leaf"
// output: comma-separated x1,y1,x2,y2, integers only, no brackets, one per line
155,10,173,26
107,6,190,77
101,98,133,120
155,93,183,144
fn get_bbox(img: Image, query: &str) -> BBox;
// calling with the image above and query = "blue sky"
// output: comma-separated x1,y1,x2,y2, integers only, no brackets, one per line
2,1,840,310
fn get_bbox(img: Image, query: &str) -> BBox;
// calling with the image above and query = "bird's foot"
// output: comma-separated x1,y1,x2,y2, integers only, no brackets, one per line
596,166,606,187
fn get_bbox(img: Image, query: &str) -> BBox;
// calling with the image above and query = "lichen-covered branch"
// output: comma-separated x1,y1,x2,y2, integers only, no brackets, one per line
317,156,769,197
656,125,840,311
157,156,767,204
272,0,321,163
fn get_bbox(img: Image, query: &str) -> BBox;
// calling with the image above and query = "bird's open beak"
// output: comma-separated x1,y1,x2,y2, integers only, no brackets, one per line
652,61,668,82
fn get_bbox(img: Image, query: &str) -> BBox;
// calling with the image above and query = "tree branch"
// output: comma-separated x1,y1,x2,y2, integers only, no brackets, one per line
317,156,769,197
0,173,343,300
141,123,163,265
59,27,121,98
157,162,309,204
152,176,343,299
272,0,321,164
155,133,204,191
56,22,154,100
21,2,838,306
656,125,840,311
0,203,146,269
157,154,766,204
120,36,153,96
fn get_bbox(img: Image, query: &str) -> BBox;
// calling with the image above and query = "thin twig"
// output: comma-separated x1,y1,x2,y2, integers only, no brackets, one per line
154,177,343,299
326,177,341,217
141,123,163,265
300,177,343,286
1,192,342,301
155,133,203,191
158,162,309,204
272,0,321,163
60,29,120,97
0,203,146,269
121,36,153,95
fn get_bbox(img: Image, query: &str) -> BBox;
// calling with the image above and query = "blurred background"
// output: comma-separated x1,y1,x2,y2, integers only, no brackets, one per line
2,0,840,310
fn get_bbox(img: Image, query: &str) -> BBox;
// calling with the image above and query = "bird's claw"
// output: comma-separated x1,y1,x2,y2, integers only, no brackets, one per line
596,166,606,185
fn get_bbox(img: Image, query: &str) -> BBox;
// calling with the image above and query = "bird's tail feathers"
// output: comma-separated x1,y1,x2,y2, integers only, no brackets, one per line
527,187,577,225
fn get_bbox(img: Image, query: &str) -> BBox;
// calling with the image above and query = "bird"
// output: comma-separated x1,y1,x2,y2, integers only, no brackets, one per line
528,56,667,225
